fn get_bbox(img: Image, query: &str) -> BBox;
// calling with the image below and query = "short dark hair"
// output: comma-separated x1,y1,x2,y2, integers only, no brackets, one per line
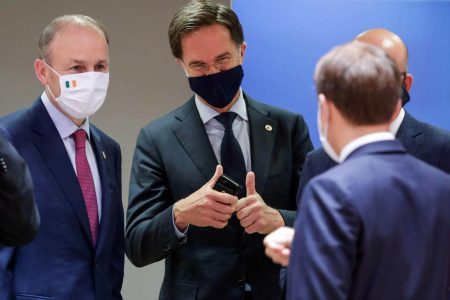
38,14,109,62
168,0,244,59
314,41,401,125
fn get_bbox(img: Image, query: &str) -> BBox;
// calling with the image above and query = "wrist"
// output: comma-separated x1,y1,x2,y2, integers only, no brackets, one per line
174,201,188,231
271,209,285,231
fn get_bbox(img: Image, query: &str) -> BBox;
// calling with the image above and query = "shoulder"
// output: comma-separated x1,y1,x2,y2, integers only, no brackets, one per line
140,97,195,134
90,124,119,148
403,112,450,144
245,93,304,122
305,148,336,172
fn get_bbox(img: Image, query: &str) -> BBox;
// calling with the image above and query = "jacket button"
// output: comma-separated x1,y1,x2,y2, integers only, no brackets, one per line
163,244,171,252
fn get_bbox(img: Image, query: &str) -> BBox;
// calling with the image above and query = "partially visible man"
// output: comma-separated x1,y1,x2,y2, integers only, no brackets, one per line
0,15,124,299
126,1,313,299
297,28,450,197
0,127,39,246
288,41,450,300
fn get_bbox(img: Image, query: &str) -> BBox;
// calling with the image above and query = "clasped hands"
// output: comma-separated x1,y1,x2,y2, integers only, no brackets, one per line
174,165,284,234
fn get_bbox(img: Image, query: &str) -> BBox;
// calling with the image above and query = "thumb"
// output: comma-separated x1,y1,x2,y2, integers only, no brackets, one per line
208,165,223,188
246,171,256,196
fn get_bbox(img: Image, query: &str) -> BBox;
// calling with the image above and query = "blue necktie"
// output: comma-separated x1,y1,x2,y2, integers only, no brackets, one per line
215,112,247,187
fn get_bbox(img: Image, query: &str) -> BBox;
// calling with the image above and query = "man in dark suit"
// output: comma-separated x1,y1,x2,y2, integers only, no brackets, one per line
0,15,124,299
0,128,39,246
125,1,313,299
288,42,450,299
298,28,450,198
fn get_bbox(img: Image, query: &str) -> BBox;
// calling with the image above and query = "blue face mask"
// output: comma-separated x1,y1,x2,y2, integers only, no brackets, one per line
188,65,244,108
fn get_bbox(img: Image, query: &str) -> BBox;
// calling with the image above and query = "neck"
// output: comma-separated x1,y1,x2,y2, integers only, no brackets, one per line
331,123,390,156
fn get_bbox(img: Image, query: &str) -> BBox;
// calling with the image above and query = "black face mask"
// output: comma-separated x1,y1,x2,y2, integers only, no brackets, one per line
401,83,410,107
188,65,244,109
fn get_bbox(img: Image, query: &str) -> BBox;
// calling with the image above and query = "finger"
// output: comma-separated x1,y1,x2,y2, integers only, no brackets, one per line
208,165,223,188
236,199,256,219
235,196,252,212
246,171,256,196
240,210,259,228
209,218,228,229
212,201,236,215
209,211,231,222
245,221,259,234
211,191,238,206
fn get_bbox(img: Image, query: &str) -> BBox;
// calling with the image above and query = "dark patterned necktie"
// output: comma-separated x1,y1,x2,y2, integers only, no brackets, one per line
73,129,99,246
215,112,247,186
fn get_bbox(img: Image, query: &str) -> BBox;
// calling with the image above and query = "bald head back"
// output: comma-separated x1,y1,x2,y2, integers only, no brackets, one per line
356,28,408,72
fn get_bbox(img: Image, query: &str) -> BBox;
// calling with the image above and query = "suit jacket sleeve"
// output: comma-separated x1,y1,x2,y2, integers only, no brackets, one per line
111,142,124,300
126,127,185,267
287,178,359,300
0,129,40,246
277,115,313,227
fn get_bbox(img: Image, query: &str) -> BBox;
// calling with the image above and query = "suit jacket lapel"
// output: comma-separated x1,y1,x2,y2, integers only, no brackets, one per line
30,100,93,245
396,111,423,157
246,96,277,195
173,98,218,181
89,127,110,254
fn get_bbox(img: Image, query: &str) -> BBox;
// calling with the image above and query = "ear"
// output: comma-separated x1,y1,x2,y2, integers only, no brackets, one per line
34,59,48,86
318,94,330,115
404,73,413,91
239,42,247,64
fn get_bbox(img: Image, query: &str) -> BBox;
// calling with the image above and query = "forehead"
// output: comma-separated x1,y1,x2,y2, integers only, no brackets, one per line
181,23,237,62
47,25,109,64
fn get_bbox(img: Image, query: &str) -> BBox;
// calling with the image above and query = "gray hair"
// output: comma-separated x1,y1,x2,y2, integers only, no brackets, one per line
38,14,109,61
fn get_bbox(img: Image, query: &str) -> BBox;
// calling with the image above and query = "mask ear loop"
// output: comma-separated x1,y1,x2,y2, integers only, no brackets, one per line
42,61,61,101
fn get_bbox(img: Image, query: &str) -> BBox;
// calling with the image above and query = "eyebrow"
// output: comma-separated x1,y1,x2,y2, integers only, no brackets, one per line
70,59,109,65
188,51,232,66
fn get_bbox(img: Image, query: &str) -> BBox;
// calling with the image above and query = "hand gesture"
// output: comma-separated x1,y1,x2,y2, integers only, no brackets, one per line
235,172,284,234
173,165,238,230
263,226,294,266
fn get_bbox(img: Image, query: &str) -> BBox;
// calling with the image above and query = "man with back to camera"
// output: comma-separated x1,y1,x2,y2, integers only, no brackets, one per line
0,127,39,247
289,41,450,299
297,28,450,197
264,28,450,277
125,1,313,299
0,15,124,299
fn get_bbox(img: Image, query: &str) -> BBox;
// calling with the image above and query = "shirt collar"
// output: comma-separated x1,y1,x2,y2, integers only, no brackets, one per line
195,88,248,124
340,131,395,162
41,91,90,140
389,108,405,136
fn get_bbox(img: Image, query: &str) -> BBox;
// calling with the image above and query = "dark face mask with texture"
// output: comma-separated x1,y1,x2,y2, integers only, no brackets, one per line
401,83,410,106
188,65,244,109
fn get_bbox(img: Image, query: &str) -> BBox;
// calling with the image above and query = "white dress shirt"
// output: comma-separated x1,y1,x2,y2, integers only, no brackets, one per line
195,88,251,171
340,131,395,162
41,91,102,220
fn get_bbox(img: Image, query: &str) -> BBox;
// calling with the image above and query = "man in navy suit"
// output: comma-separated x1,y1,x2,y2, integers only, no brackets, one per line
126,1,313,299
0,15,124,299
280,41,450,299
297,28,450,199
